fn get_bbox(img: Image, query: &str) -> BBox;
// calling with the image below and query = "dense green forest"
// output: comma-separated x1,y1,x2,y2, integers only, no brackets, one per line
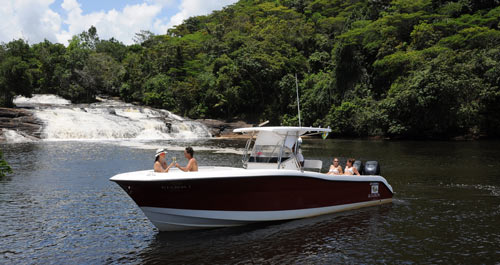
0,0,499,138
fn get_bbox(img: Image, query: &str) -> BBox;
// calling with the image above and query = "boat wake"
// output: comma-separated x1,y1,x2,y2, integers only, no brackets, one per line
391,198,410,206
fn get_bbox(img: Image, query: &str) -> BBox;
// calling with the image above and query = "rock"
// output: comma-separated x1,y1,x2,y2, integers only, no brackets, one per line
0,108,26,118
196,119,253,137
0,107,43,142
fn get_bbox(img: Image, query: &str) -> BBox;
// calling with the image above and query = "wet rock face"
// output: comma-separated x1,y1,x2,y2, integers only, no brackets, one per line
5,94,213,141
0,108,43,142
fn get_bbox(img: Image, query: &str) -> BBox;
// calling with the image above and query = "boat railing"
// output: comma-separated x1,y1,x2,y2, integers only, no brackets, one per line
241,130,305,171
290,152,302,171
277,133,286,169
242,136,252,168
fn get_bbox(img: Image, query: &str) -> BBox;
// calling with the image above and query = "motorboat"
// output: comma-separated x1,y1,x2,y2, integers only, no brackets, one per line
110,126,393,231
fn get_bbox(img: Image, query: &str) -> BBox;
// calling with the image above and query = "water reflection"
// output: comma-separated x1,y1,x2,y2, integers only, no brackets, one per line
139,205,393,264
1,143,42,179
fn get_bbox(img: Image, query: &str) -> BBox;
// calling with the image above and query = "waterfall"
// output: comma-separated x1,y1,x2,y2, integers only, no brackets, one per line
1,129,36,143
11,95,212,141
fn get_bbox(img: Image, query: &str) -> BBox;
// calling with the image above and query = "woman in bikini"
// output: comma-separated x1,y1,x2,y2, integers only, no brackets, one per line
327,157,343,175
344,158,360,176
154,148,175,173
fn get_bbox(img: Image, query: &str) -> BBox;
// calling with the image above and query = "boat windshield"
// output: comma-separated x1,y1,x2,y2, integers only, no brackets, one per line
236,126,331,170
248,144,293,163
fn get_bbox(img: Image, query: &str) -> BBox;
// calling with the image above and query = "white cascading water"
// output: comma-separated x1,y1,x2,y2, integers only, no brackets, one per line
1,129,36,143
12,94,212,141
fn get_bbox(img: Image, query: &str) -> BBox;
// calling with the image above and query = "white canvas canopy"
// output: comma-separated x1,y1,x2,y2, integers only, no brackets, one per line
234,126,331,149
234,126,330,136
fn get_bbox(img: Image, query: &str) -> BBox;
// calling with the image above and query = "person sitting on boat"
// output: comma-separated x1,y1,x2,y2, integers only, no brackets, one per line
175,146,198,172
344,158,360,176
327,157,343,175
154,148,174,173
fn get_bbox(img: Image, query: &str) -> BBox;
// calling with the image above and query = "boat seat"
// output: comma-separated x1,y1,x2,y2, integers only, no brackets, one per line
303,160,322,172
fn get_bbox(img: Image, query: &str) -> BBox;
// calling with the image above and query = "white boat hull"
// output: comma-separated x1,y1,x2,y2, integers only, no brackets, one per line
141,198,393,231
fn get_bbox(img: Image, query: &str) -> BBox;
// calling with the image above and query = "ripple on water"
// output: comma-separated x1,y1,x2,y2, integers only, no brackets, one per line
1,140,500,264
446,183,500,197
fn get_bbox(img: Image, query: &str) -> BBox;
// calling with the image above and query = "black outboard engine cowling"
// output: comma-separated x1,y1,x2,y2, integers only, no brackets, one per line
353,160,363,175
364,161,380,175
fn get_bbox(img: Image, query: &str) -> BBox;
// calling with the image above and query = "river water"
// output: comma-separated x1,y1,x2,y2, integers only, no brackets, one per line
1,138,499,264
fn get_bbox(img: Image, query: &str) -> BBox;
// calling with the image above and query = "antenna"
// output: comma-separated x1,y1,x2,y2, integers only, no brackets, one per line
295,73,301,127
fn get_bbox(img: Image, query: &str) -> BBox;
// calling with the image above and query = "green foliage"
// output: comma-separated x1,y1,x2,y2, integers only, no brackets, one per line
382,49,489,138
410,22,440,49
78,26,100,50
389,0,432,14
0,150,12,177
0,1,499,138
96,38,128,62
143,74,176,109
300,71,335,126
325,101,358,135
0,47,34,107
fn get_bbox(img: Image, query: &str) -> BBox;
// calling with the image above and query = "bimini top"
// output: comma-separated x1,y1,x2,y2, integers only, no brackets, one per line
234,126,331,171
233,126,331,136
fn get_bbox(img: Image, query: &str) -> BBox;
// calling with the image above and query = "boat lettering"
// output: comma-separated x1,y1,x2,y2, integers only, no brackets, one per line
161,185,191,191
368,182,380,198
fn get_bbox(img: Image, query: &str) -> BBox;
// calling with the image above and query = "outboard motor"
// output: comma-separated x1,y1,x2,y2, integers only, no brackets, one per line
364,161,380,175
353,160,363,175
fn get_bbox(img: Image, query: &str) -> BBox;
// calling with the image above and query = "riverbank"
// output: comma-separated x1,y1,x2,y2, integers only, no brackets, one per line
0,107,42,142
1,94,215,142
0,106,250,142
196,119,253,138
0,94,489,142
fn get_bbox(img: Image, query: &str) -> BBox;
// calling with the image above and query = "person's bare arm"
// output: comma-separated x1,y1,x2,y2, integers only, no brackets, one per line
165,162,174,172
176,162,188,172
155,161,174,173
326,165,333,175
353,167,360,176
176,159,196,172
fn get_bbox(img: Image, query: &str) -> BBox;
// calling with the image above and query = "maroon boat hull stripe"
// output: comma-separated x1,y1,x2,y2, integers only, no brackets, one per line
113,175,393,211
